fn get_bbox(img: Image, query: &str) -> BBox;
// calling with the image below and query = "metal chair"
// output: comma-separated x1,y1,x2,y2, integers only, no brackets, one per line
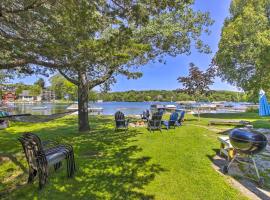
18,133,76,189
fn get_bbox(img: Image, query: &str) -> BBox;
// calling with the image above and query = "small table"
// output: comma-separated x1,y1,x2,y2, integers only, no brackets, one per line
218,136,235,161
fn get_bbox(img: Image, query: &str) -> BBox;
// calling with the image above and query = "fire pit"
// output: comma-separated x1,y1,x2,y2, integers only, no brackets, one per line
129,120,146,127
222,128,268,186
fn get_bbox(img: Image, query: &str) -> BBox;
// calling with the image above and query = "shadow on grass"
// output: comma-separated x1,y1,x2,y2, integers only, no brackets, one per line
207,150,270,200
0,116,165,199
195,112,269,120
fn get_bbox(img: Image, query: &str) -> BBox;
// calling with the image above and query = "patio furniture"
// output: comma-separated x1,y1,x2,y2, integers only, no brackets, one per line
114,111,129,132
162,112,179,130
148,112,163,132
141,109,150,120
0,111,32,128
218,136,235,161
0,111,10,129
176,110,185,126
18,133,76,189
0,111,32,119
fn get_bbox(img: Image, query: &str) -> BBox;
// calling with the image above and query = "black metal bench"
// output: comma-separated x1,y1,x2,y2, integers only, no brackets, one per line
18,133,76,189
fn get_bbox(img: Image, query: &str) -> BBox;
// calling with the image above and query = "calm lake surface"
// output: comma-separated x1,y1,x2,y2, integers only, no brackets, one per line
2,101,254,116
3,102,177,115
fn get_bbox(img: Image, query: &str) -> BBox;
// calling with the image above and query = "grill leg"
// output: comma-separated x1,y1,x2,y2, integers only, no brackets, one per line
251,157,260,180
223,154,237,174
227,154,237,169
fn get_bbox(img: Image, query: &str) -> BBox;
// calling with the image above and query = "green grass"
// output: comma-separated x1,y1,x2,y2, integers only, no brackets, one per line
1,112,269,199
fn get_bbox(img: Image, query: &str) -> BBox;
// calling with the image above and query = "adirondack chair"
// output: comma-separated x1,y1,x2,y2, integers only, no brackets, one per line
147,112,163,132
114,111,129,132
18,133,76,189
141,109,150,120
176,111,185,126
162,112,179,130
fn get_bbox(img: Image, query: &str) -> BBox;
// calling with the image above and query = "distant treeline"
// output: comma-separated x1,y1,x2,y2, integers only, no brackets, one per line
95,90,247,102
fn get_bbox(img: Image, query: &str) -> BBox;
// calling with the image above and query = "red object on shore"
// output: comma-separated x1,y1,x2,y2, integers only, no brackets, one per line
2,92,16,102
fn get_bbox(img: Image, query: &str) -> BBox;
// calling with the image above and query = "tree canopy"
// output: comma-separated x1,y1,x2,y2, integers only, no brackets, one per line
34,78,45,89
215,0,270,100
0,0,213,131
49,74,77,100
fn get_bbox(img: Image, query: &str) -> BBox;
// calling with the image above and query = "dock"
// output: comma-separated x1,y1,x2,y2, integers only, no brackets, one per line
67,104,104,114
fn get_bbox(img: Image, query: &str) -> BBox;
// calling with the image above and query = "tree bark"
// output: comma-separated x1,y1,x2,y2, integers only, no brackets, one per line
78,72,90,132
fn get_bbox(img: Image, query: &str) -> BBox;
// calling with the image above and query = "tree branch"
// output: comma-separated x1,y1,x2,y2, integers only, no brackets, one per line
58,69,79,85
0,0,47,17
89,68,115,88
0,58,67,70
0,59,28,68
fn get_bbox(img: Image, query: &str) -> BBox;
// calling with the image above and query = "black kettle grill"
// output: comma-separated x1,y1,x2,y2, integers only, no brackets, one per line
222,128,268,186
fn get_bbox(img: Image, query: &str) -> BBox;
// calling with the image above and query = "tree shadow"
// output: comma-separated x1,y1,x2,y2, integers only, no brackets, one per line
196,112,269,120
0,116,165,199
0,153,27,173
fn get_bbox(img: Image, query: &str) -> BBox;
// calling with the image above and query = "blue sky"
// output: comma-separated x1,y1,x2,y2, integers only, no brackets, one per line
13,0,238,92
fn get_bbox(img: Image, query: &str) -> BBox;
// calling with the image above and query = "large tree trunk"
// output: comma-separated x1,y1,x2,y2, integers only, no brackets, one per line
78,72,90,132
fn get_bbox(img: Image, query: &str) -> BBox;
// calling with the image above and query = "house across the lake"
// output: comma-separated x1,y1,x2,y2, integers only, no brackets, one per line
1,85,17,102
2,92,16,102
41,90,55,102
18,90,41,102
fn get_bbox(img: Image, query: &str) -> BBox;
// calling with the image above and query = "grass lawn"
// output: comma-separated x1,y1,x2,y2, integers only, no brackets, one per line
1,112,269,199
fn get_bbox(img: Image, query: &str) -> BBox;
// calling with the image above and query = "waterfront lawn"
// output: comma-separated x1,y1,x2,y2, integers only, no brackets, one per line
1,113,268,199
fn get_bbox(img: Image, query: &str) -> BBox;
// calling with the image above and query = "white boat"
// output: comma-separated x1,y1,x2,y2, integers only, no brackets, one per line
165,104,177,111
150,104,165,113
199,104,217,109
32,106,48,110
67,104,103,112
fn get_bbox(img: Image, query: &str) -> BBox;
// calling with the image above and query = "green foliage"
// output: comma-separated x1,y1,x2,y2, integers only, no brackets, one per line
215,0,270,99
0,0,213,88
29,84,41,96
89,90,98,102
49,74,77,100
14,82,28,95
34,78,45,89
99,90,247,102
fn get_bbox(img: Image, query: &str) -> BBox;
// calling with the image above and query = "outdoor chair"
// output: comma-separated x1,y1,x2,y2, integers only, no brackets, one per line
162,112,179,130
141,109,150,121
18,133,76,189
147,112,163,132
175,110,185,126
114,111,129,132
0,111,10,129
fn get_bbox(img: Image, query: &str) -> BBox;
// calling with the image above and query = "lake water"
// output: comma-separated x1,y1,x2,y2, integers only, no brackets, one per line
1,101,255,116
2,102,177,115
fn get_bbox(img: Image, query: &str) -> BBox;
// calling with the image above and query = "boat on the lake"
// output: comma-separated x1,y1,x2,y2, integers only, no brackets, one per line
67,104,104,113
32,106,48,110
150,104,165,113
165,104,177,111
